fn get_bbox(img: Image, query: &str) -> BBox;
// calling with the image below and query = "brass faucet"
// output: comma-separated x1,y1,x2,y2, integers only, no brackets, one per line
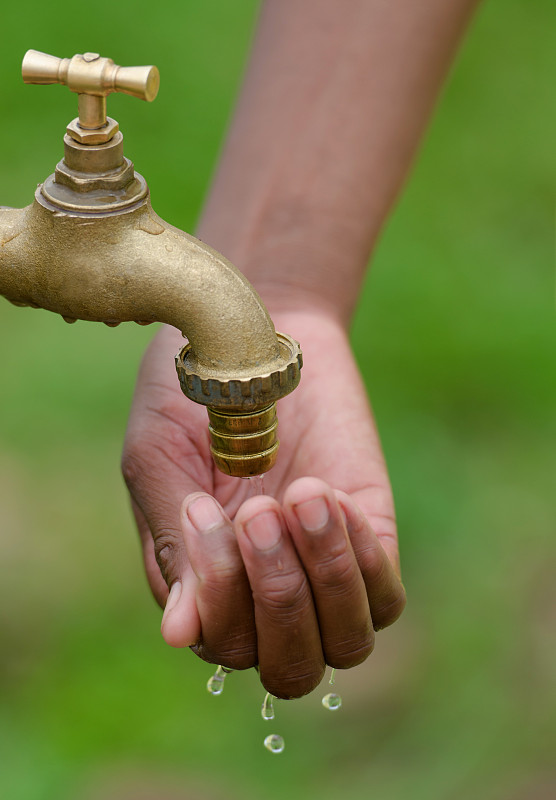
0,50,302,477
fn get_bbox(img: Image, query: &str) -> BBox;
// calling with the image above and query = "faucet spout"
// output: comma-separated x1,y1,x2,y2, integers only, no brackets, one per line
0,195,301,476
0,196,278,367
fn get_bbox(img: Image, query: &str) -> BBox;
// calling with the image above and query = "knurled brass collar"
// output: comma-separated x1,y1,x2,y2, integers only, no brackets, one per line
176,332,302,411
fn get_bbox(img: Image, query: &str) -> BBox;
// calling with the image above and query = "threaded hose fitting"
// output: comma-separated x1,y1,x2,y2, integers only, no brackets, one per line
207,403,279,477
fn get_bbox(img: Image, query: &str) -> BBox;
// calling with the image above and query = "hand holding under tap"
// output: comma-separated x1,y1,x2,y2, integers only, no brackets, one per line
122,0,477,697
123,309,405,698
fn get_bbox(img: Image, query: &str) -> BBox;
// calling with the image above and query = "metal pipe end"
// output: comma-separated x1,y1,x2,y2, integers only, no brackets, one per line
207,403,279,477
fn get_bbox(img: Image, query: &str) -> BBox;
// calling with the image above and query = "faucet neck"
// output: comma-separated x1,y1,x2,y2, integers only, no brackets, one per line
39,119,148,214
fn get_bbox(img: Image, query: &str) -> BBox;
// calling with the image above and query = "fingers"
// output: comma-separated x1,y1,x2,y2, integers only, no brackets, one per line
181,494,257,670
234,497,325,699
282,478,374,668
335,490,406,630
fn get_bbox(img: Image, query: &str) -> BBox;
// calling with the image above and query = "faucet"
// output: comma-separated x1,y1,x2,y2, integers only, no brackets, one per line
0,50,302,477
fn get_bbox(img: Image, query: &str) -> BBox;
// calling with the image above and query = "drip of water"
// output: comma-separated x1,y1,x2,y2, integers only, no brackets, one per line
329,668,336,686
264,734,285,754
261,691,282,752
248,474,265,496
206,674,224,695
322,692,342,711
261,692,275,721
207,665,233,696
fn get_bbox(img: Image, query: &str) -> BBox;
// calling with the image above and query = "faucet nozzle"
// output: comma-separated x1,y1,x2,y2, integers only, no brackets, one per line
176,331,302,477
208,404,279,477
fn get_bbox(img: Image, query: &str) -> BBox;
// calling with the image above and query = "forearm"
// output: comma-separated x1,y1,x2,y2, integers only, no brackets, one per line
197,0,479,324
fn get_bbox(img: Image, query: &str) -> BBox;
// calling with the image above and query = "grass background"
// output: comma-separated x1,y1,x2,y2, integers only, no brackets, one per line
0,1,554,798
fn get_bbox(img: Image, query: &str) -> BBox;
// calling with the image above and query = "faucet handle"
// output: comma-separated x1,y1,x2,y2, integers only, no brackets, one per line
22,50,159,139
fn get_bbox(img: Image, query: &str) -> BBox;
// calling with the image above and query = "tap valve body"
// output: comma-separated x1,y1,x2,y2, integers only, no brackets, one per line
22,50,159,211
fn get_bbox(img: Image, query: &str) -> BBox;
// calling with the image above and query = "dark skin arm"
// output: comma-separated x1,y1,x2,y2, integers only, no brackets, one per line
122,0,479,698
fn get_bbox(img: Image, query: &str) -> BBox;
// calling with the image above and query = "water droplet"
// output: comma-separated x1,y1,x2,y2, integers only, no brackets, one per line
329,668,336,686
264,734,285,754
261,692,275,721
207,674,224,695
206,665,229,695
322,692,342,710
137,216,164,235
248,474,265,496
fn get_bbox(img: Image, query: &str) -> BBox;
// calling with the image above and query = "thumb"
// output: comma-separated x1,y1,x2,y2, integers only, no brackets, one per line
123,444,202,648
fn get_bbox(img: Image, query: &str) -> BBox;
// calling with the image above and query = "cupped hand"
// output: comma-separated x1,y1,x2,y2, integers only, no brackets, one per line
122,308,405,698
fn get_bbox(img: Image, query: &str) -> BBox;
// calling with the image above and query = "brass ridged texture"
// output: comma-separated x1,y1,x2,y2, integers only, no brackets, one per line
176,332,302,412
207,404,279,477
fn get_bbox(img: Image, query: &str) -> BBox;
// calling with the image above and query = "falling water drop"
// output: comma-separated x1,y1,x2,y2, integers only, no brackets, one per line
329,668,336,686
264,734,285,754
261,692,275,721
322,692,342,710
248,474,265,496
207,665,232,696
206,677,223,695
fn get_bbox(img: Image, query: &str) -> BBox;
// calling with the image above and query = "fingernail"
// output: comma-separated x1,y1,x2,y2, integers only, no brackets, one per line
294,497,329,532
187,496,225,533
244,511,282,551
162,581,182,626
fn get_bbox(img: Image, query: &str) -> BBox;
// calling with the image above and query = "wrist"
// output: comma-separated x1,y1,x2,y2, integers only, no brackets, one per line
250,279,348,328
154,301,348,364
196,222,370,329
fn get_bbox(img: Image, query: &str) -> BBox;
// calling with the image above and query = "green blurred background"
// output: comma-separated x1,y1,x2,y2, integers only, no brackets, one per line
0,1,554,798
